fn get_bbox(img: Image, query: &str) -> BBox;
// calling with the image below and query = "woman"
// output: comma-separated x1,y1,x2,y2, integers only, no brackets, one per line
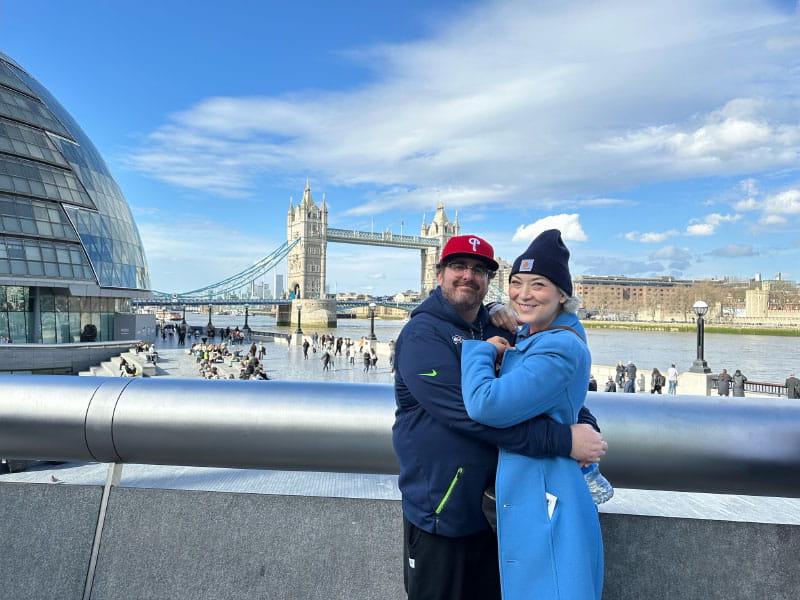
651,368,664,394
461,229,603,600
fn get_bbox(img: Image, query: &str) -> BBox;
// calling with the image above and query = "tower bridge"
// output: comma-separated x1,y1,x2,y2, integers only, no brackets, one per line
285,181,459,326
139,181,510,327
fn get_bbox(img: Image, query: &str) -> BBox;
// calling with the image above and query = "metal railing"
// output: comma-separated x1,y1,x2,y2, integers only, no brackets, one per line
1,376,799,497
710,375,788,397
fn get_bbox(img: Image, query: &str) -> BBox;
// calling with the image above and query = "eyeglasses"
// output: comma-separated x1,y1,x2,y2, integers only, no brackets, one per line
446,262,491,277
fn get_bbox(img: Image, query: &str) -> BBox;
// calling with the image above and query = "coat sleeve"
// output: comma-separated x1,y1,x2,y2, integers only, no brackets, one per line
397,323,573,458
461,335,578,428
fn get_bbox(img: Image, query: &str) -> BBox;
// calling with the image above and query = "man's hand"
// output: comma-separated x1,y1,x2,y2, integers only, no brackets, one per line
485,335,511,361
570,423,607,467
488,303,520,333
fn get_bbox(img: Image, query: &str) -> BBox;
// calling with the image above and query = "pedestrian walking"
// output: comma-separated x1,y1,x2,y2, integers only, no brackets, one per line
322,349,332,371
302,339,309,359
667,363,679,395
650,368,665,394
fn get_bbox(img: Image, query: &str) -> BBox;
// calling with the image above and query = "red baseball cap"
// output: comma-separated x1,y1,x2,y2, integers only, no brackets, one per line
439,235,499,271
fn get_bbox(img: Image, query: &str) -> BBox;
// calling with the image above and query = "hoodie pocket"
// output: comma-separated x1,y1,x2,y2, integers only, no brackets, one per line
435,467,464,515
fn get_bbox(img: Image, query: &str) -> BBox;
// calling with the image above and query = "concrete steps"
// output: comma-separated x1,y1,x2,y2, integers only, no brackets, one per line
78,347,156,378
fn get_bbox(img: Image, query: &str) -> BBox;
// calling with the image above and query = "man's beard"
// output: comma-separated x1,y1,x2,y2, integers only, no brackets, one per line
442,283,484,314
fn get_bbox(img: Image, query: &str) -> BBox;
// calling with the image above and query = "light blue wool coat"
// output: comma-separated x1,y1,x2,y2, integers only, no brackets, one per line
461,312,603,600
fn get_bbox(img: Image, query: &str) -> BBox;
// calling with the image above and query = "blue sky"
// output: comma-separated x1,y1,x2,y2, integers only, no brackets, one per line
3,0,799,295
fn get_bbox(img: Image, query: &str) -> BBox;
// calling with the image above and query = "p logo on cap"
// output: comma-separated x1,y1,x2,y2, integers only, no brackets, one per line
439,234,499,271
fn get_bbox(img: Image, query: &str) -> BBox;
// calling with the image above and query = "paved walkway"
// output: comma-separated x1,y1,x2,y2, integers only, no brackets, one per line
151,336,395,384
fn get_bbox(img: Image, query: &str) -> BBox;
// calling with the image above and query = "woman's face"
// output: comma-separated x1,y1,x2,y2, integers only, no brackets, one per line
508,273,566,332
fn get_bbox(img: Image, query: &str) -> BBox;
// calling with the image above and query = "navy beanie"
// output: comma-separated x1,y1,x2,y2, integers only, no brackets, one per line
510,229,573,296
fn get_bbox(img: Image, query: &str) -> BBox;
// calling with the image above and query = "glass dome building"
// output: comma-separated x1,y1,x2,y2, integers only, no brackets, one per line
0,52,151,343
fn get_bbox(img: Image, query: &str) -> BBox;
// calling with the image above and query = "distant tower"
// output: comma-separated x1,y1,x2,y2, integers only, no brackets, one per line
286,180,328,299
420,202,459,295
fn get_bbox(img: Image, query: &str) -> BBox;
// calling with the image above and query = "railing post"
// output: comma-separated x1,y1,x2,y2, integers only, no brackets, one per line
82,462,124,600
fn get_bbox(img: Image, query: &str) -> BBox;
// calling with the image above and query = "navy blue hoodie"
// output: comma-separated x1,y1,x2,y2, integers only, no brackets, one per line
393,287,576,537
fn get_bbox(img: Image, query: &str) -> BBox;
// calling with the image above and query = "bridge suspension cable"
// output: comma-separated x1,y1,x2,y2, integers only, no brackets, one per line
153,238,300,300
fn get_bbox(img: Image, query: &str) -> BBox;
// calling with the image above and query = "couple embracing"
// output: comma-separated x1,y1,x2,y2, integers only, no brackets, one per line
393,230,608,600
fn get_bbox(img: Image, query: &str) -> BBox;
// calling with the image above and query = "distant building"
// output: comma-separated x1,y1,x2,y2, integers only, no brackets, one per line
574,275,693,317
273,273,285,299
0,52,150,343
393,290,421,303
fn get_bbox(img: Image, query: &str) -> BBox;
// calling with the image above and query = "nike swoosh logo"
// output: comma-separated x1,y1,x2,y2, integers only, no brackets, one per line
419,370,438,377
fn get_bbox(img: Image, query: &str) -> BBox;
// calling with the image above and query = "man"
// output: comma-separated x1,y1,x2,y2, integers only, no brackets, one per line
667,363,679,395
626,361,637,384
604,375,617,393
588,374,598,391
786,372,800,399
717,368,732,396
393,234,606,600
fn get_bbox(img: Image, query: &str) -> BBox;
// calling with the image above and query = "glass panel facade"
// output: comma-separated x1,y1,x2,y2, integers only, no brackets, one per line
0,117,69,167
0,236,94,280
0,194,80,241
4,59,151,290
0,285,120,343
0,154,95,208
0,60,36,97
0,85,71,138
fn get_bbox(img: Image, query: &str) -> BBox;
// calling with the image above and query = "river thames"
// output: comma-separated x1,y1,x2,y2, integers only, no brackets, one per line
181,313,797,382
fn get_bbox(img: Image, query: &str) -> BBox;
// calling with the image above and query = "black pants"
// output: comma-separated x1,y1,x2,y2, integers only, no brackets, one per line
403,517,501,600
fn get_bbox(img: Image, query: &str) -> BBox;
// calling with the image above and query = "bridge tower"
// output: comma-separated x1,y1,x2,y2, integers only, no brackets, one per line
284,181,336,329
420,202,460,295
287,181,328,299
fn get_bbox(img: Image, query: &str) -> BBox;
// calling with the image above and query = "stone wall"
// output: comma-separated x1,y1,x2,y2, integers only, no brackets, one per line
0,481,797,600
0,340,137,374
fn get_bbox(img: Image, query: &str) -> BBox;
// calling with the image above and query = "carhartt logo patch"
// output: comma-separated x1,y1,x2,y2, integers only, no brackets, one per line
520,258,534,272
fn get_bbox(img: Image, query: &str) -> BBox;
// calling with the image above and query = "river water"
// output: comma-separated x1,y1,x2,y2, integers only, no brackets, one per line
182,313,797,382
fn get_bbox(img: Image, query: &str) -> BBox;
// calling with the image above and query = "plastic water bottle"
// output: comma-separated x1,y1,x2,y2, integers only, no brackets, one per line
582,463,614,505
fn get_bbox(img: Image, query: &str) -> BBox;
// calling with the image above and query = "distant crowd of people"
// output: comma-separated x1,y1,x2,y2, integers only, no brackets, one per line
189,340,269,380
298,332,395,374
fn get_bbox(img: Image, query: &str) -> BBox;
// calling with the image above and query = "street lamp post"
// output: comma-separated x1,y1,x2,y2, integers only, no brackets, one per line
243,305,251,334
181,305,186,325
690,300,711,373
369,302,377,341
295,303,303,335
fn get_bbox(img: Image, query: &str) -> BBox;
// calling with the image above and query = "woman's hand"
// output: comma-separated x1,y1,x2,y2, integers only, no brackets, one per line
485,336,511,361
488,303,520,332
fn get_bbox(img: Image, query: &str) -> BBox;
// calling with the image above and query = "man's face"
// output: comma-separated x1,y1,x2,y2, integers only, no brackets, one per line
437,257,491,314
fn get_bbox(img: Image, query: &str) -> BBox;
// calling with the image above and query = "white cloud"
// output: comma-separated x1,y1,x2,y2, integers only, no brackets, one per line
759,214,788,226
763,189,800,215
624,230,678,243
685,212,741,236
126,0,799,212
512,213,587,243
709,244,757,257
734,197,760,211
